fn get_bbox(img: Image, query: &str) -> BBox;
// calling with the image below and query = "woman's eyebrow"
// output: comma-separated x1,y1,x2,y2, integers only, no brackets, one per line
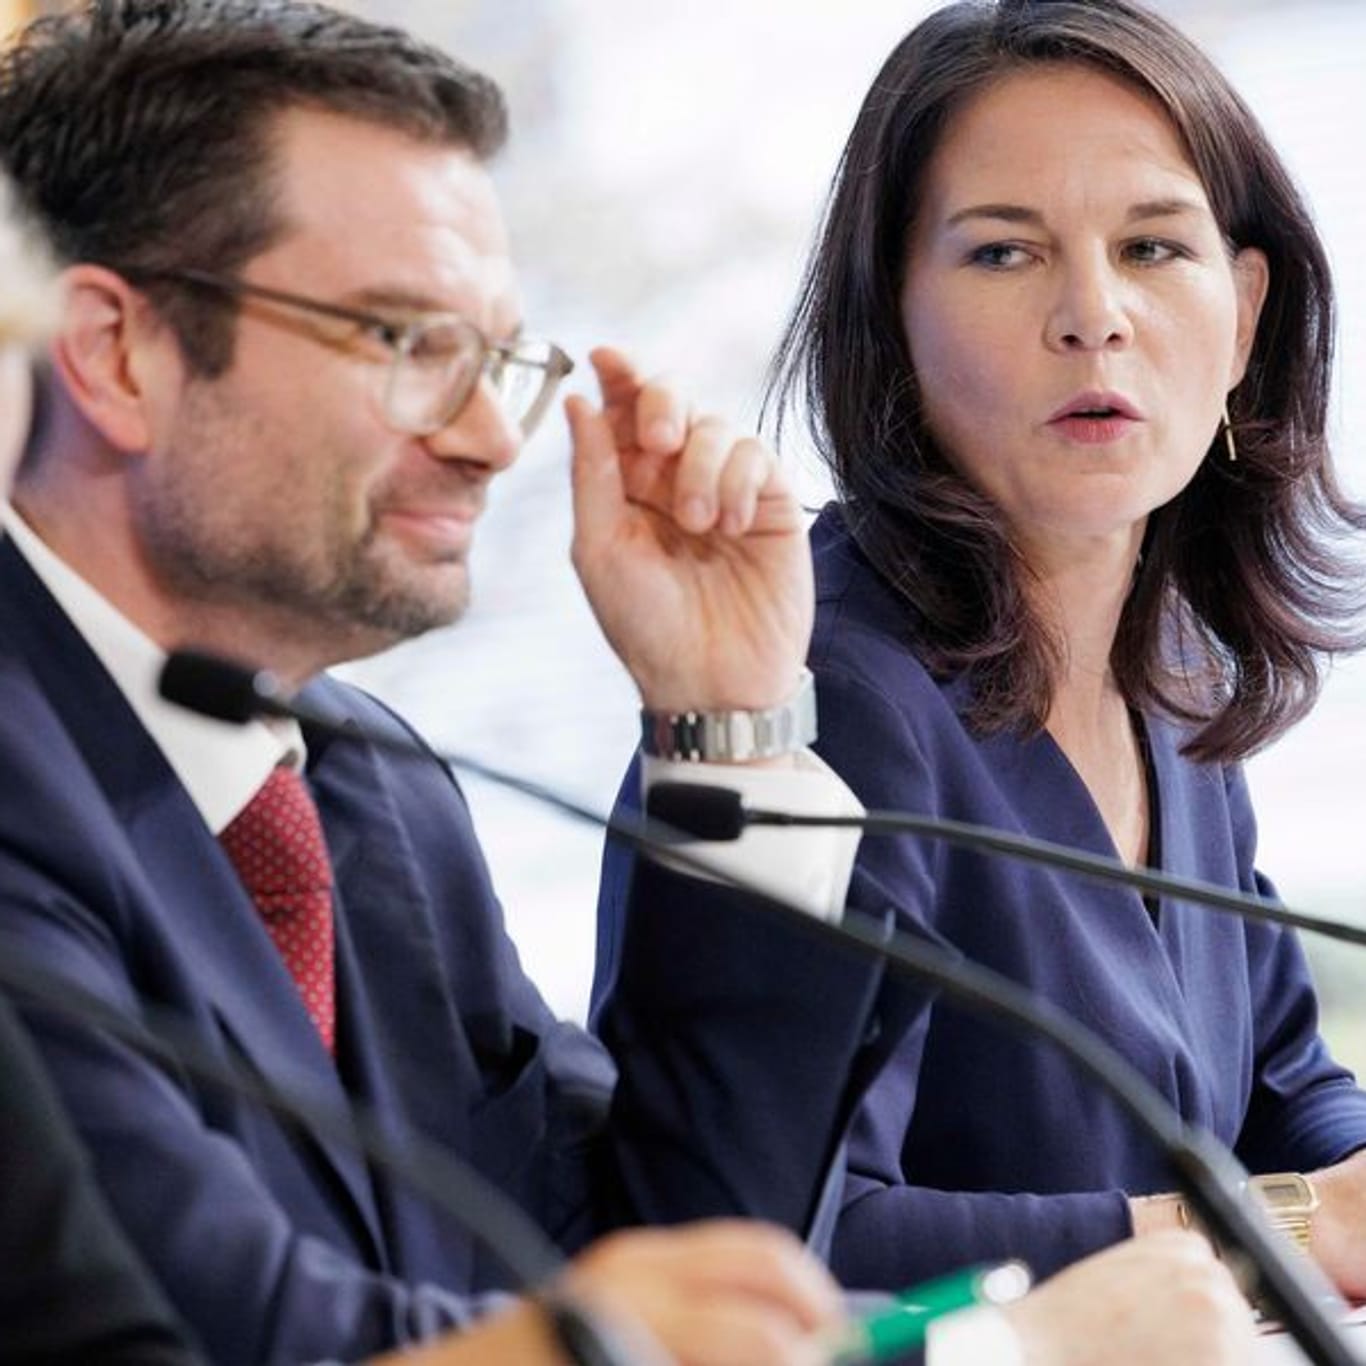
943,197,1208,231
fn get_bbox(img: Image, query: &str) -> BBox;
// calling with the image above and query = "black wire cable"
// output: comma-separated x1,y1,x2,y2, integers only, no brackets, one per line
644,781,1366,948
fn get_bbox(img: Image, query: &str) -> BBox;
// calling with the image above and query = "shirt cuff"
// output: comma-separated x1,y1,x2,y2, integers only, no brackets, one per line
927,1307,1024,1366
640,750,862,923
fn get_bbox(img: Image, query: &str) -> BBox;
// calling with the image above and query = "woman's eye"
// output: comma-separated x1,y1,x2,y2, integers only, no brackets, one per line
968,242,1030,269
1125,237,1186,265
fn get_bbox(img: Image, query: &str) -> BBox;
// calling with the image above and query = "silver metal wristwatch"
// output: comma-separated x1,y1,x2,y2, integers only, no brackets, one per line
639,669,817,763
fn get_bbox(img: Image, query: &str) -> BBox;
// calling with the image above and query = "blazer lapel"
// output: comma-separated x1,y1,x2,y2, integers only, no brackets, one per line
300,687,481,1287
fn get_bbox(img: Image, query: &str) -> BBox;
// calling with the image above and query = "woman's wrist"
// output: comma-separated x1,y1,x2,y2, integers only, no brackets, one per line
1129,1191,1191,1238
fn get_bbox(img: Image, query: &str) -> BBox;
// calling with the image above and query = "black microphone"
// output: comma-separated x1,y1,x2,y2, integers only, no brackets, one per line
643,781,746,841
643,781,1366,950
160,648,298,723
159,648,1362,1366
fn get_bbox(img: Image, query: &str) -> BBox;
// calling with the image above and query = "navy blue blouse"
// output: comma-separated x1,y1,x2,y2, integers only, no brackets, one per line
594,502,1366,1290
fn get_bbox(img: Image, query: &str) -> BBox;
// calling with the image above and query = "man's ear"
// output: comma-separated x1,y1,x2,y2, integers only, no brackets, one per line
48,264,180,454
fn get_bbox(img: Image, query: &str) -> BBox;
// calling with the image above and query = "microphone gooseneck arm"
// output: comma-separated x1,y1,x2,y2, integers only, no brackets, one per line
644,781,1366,949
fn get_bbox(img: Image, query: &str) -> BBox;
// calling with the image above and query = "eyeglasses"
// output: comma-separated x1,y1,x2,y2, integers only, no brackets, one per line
132,267,574,438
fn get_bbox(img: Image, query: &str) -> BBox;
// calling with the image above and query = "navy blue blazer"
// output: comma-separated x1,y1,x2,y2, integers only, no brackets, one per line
0,996,201,1365
0,536,887,1365
596,504,1366,1290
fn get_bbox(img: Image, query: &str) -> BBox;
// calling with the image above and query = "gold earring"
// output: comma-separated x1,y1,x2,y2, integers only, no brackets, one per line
1222,404,1237,463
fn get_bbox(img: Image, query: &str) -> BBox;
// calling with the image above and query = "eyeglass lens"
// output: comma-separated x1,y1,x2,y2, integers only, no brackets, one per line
385,319,562,436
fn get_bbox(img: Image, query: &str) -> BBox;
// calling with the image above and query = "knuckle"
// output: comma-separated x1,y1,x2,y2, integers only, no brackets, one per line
729,447,769,488
744,1221,805,1257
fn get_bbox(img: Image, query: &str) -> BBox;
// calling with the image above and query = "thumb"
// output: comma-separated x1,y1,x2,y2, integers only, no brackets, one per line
566,393,626,555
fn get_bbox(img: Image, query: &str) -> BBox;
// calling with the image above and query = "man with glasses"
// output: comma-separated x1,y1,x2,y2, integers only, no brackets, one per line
0,3,894,1364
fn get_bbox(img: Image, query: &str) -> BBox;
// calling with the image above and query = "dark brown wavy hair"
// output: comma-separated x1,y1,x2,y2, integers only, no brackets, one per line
766,0,1365,762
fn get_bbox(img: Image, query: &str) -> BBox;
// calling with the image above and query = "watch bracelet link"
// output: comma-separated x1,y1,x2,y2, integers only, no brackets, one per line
639,668,817,763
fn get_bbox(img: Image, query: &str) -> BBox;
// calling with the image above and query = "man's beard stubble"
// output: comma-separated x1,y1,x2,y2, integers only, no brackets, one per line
132,404,470,660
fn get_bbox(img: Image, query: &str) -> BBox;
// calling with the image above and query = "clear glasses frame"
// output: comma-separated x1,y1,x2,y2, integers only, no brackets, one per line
131,266,574,438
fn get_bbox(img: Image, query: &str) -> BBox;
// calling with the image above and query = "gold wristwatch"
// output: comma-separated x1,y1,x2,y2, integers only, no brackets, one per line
1247,1171,1320,1253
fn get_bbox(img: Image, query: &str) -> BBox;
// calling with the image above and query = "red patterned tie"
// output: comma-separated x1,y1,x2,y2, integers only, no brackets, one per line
219,766,336,1054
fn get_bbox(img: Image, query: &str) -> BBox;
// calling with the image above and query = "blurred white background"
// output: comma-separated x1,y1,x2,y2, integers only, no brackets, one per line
337,1,1366,1064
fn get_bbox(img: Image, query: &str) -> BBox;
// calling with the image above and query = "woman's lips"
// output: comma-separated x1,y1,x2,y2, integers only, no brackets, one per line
1047,413,1140,444
1046,391,1143,445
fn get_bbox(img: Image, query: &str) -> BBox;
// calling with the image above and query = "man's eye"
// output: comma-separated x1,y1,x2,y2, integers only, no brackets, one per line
365,320,405,349
407,323,475,364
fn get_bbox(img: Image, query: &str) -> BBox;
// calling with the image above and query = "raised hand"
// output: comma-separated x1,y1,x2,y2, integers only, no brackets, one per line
566,347,812,716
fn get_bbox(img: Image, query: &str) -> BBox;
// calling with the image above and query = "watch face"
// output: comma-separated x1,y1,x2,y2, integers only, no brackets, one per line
1252,1173,1314,1210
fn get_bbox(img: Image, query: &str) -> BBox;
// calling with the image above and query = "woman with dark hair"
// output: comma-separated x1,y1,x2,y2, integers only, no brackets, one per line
762,0,1366,1294
585,0,1366,1301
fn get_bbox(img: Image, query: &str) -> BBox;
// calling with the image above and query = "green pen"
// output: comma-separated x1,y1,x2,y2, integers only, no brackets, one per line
827,1261,1033,1364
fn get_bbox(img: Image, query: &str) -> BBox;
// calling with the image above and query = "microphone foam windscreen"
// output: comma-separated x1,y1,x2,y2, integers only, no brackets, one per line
645,782,746,841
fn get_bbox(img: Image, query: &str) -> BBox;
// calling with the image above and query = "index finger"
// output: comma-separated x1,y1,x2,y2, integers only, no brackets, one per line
588,345,643,404
590,347,688,453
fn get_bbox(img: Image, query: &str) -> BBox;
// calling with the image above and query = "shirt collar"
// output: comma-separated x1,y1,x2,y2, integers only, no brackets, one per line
2,502,305,834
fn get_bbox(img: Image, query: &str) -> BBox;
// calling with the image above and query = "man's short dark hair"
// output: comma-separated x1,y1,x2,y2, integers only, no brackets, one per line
0,0,508,374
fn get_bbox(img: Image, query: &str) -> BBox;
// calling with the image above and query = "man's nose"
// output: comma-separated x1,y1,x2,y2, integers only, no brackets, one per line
422,373,523,472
